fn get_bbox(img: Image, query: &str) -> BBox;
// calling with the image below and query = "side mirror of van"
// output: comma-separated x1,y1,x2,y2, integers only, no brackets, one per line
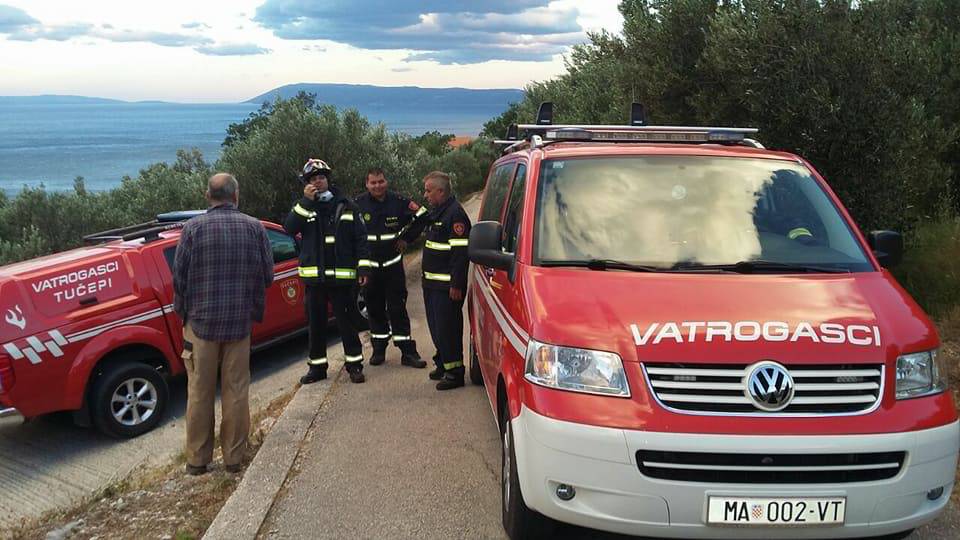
469,221,514,272
868,230,903,268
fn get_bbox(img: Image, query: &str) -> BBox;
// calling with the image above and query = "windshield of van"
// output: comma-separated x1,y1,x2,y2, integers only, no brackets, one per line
533,156,873,272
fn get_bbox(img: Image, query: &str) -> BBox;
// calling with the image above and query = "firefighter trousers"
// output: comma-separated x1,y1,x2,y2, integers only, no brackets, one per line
364,264,419,355
305,283,364,373
423,287,464,376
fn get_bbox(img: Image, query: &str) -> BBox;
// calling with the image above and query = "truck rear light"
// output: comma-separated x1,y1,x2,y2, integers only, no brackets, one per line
0,353,14,392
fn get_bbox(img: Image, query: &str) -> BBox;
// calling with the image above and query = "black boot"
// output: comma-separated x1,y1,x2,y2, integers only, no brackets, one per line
369,350,386,366
436,372,464,391
348,370,366,383
401,352,427,369
428,367,445,380
300,364,328,385
399,343,426,368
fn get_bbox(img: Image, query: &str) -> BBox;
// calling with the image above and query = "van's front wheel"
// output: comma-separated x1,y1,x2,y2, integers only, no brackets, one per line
90,363,169,438
501,409,552,539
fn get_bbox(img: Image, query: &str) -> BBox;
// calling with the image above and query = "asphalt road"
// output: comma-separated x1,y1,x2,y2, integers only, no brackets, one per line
0,330,313,531
259,195,957,540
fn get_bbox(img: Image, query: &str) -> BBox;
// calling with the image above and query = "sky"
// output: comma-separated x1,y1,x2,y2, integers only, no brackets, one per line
0,0,623,103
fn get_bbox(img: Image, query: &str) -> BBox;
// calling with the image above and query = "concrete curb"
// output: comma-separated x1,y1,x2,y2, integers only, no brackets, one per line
202,360,344,540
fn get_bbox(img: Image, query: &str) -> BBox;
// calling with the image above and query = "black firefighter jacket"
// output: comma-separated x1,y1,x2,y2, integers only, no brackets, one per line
283,186,371,286
402,196,471,291
354,190,429,269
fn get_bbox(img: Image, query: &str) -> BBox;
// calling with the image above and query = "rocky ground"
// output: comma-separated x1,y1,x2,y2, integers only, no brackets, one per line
4,391,294,540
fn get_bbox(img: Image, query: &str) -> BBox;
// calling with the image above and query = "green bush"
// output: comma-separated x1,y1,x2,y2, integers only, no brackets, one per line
484,0,960,233
894,217,960,317
0,97,497,266
0,150,210,266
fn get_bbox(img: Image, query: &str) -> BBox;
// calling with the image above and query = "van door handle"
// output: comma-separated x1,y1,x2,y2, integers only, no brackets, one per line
79,296,98,306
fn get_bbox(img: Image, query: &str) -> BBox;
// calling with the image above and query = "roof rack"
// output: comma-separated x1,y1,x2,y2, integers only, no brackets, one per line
83,209,206,245
494,102,762,155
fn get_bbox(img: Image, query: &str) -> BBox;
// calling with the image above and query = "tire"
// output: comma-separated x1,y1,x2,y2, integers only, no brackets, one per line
469,340,484,386
352,288,370,330
90,362,169,438
501,407,553,539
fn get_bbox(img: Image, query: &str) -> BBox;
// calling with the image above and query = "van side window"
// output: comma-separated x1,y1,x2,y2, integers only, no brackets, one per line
164,230,297,268
266,229,298,263
163,246,176,271
502,164,527,254
480,163,515,223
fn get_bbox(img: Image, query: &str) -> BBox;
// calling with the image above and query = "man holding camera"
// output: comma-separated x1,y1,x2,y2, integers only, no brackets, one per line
284,159,371,384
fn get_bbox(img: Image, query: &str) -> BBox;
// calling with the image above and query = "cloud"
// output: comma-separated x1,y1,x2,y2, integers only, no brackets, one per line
252,0,586,63
99,29,212,47
195,43,270,56
0,4,37,32
391,66,414,73
7,23,93,41
182,21,211,30
0,6,214,47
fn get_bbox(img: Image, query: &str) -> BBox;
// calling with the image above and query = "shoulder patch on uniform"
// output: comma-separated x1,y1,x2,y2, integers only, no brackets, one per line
408,200,420,211
453,222,466,236
364,213,372,222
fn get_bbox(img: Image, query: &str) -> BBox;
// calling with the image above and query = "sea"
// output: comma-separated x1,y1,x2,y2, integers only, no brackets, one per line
0,101,496,194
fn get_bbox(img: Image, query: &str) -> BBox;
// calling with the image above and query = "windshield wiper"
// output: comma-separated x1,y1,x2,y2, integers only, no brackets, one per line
540,259,664,272
672,260,851,274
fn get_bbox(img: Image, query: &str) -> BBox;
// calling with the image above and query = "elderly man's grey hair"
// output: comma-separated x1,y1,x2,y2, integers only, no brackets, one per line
208,173,239,203
423,171,452,195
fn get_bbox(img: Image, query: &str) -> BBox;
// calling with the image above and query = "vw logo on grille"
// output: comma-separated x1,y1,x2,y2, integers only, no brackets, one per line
745,361,795,412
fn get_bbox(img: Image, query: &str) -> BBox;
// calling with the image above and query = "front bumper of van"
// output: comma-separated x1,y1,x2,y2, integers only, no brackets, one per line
511,405,959,538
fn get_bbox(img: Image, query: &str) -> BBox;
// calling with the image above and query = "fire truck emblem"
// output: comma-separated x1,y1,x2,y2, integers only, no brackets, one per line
280,278,301,306
746,361,795,411
4,305,26,330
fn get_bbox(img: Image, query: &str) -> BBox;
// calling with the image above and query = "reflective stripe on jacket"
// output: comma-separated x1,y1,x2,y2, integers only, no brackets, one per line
403,196,471,291
283,187,370,285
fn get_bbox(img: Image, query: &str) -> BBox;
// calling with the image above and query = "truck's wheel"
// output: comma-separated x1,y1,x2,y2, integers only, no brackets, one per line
469,340,484,386
501,408,553,539
90,363,168,438
352,289,370,330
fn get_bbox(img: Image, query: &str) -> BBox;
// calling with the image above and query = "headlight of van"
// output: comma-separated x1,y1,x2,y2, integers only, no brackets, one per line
524,339,630,397
896,349,946,399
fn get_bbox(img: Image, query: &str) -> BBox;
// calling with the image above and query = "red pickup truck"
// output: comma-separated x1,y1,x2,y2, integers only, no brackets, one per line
0,211,315,437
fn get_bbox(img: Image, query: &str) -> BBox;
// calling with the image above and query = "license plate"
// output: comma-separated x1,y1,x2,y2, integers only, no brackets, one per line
707,497,846,526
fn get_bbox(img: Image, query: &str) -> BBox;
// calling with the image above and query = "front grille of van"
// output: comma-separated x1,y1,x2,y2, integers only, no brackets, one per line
643,363,884,415
637,450,905,484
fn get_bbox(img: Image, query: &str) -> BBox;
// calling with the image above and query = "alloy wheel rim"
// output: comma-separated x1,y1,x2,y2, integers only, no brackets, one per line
110,378,157,426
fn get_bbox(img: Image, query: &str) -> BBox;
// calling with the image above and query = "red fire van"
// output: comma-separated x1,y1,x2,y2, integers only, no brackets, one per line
467,105,959,539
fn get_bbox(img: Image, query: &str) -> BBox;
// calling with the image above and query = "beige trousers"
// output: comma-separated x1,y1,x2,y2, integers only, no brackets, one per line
183,324,251,467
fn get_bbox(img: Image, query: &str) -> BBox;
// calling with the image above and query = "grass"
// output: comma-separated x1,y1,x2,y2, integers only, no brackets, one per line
5,389,295,540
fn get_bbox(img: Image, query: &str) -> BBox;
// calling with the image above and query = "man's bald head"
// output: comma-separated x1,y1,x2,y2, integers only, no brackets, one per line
207,173,239,205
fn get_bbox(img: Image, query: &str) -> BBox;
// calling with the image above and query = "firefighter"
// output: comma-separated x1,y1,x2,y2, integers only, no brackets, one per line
284,159,371,384
400,171,471,391
354,167,429,368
